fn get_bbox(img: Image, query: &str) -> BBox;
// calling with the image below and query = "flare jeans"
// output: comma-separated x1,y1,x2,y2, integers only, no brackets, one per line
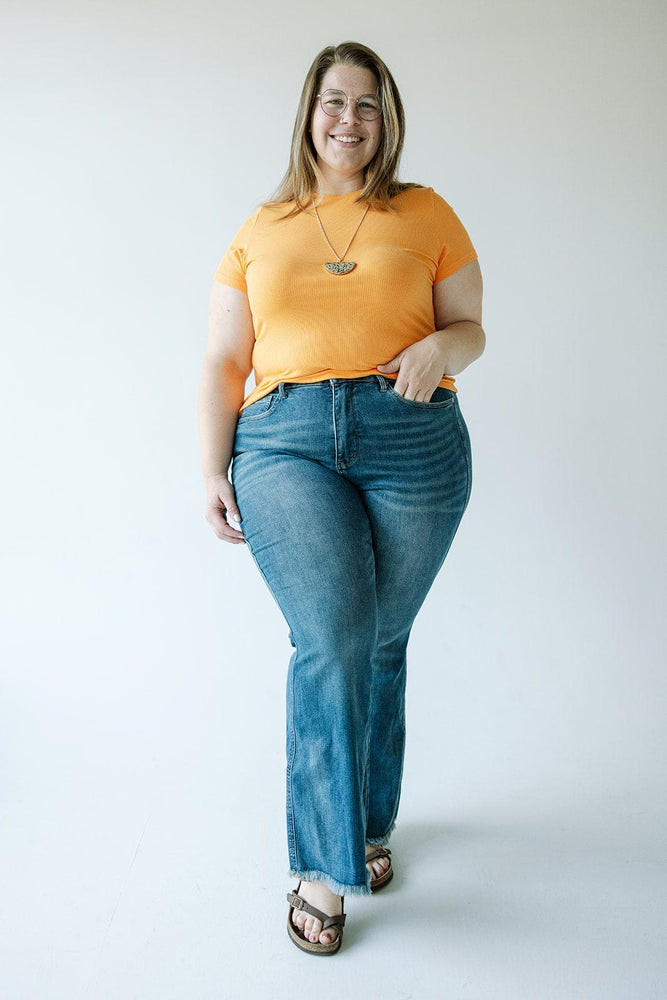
231,375,472,896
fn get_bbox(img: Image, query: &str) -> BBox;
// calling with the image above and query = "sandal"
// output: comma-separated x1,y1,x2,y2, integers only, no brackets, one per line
286,882,346,955
366,846,393,891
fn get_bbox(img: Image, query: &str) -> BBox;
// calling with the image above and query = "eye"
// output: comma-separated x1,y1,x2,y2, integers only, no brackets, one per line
359,97,380,112
321,89,346,109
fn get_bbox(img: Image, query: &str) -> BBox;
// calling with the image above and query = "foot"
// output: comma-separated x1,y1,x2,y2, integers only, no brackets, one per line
290,880,342,946
365,843,391,881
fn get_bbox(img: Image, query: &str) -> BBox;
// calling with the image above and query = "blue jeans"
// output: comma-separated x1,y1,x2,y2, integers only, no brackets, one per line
231,376,472,896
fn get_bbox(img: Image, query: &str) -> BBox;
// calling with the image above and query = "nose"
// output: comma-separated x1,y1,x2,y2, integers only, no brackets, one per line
339,96,361,125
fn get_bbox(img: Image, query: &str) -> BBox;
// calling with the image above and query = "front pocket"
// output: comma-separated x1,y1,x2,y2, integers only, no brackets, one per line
237,392,280,422
386,385,455,409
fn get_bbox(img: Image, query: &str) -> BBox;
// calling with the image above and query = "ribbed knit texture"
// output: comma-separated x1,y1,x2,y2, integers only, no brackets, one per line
214,187,477,410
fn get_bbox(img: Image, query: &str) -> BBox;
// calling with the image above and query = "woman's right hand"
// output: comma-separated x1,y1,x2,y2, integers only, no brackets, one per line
205,474,245,544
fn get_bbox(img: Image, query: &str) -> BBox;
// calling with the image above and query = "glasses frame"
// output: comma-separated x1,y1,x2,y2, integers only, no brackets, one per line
315,89,383,122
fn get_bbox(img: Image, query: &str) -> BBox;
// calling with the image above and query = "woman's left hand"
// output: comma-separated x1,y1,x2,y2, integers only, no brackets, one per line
377,332,449,402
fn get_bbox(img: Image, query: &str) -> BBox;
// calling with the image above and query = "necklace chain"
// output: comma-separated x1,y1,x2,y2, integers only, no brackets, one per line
312,204,370,263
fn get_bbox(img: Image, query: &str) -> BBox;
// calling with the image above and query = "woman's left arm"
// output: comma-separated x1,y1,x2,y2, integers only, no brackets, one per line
377,259,485,401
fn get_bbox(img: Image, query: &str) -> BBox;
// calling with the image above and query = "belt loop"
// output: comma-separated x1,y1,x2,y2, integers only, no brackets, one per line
278,382,288,398
376,374,388,392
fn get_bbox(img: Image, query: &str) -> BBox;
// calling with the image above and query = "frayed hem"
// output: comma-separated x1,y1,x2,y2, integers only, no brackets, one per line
289,868,371,897
365,822,395,848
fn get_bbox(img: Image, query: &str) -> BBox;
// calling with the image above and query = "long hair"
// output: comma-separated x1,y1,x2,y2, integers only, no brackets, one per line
266,41,420,213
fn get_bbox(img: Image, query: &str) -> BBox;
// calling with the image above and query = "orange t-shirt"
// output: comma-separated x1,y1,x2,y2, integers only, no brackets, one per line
214,186,477,410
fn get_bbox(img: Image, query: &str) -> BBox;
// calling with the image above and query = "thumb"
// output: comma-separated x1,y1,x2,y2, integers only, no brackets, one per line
224,497,242,523
218,481,242,523
377,354,402,373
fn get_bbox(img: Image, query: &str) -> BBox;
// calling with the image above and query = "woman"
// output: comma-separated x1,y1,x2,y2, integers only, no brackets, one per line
198,41,484,955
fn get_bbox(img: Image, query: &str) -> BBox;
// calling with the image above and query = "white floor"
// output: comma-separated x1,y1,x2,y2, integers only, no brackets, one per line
2,747,665,1000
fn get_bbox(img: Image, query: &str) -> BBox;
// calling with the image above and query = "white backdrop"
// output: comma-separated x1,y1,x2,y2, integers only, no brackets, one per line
2,1,666,997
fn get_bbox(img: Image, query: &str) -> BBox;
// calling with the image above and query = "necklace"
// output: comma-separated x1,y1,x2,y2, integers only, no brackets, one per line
312,203,370,274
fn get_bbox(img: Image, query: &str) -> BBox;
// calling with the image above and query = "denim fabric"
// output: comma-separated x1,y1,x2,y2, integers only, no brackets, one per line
231,376,472,895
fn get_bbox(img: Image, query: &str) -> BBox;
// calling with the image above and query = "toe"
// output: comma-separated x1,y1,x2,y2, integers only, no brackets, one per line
305,916,322,942
367,857,387,877
289,881,341,946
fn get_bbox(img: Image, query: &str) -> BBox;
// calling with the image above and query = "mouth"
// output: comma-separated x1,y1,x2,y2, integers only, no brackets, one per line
329,133,365,145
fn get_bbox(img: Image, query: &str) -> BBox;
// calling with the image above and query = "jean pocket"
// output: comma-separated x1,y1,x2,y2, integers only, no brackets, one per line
386,385,456,409
236,391,281,422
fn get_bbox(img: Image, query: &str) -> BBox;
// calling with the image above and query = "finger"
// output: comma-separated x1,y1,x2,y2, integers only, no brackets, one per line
216,522,246,544
377,355,401,373
206,507,246,543
223,501,242,523
216,485,242,524
399,382,418,400
401,379,437,402
392,376,408,397
219,526,246,544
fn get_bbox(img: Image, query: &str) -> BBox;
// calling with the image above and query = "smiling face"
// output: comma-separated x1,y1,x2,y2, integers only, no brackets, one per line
310,64,383,194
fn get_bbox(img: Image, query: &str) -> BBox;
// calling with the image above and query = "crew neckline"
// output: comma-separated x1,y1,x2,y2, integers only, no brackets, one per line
318,188,365,200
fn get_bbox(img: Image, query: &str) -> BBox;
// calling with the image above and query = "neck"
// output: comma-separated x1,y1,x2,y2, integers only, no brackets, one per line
317,165,365,196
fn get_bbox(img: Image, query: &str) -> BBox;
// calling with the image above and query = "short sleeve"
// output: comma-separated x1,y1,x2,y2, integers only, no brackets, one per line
432,191,478,283
213,210,260,292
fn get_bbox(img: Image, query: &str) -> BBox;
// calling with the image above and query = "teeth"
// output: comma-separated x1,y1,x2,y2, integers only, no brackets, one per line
332,135,362,143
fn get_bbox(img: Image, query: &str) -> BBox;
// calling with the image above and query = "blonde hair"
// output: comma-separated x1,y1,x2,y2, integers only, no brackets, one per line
266,41,420,213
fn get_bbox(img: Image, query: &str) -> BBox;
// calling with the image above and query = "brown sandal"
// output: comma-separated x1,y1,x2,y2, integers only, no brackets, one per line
366,846,394,891
286,883,346,955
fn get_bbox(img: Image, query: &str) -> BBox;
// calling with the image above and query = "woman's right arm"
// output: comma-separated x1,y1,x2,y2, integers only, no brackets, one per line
197,281,255,543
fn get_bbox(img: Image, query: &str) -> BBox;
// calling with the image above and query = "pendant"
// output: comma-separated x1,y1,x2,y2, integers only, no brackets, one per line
325,261,356,275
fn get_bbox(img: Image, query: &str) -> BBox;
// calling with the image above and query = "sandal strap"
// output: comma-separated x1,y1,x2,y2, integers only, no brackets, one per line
365,846,392,865
287,891,346,930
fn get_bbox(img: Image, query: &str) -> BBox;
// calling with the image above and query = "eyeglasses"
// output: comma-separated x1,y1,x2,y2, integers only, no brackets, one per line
316,89,382,122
